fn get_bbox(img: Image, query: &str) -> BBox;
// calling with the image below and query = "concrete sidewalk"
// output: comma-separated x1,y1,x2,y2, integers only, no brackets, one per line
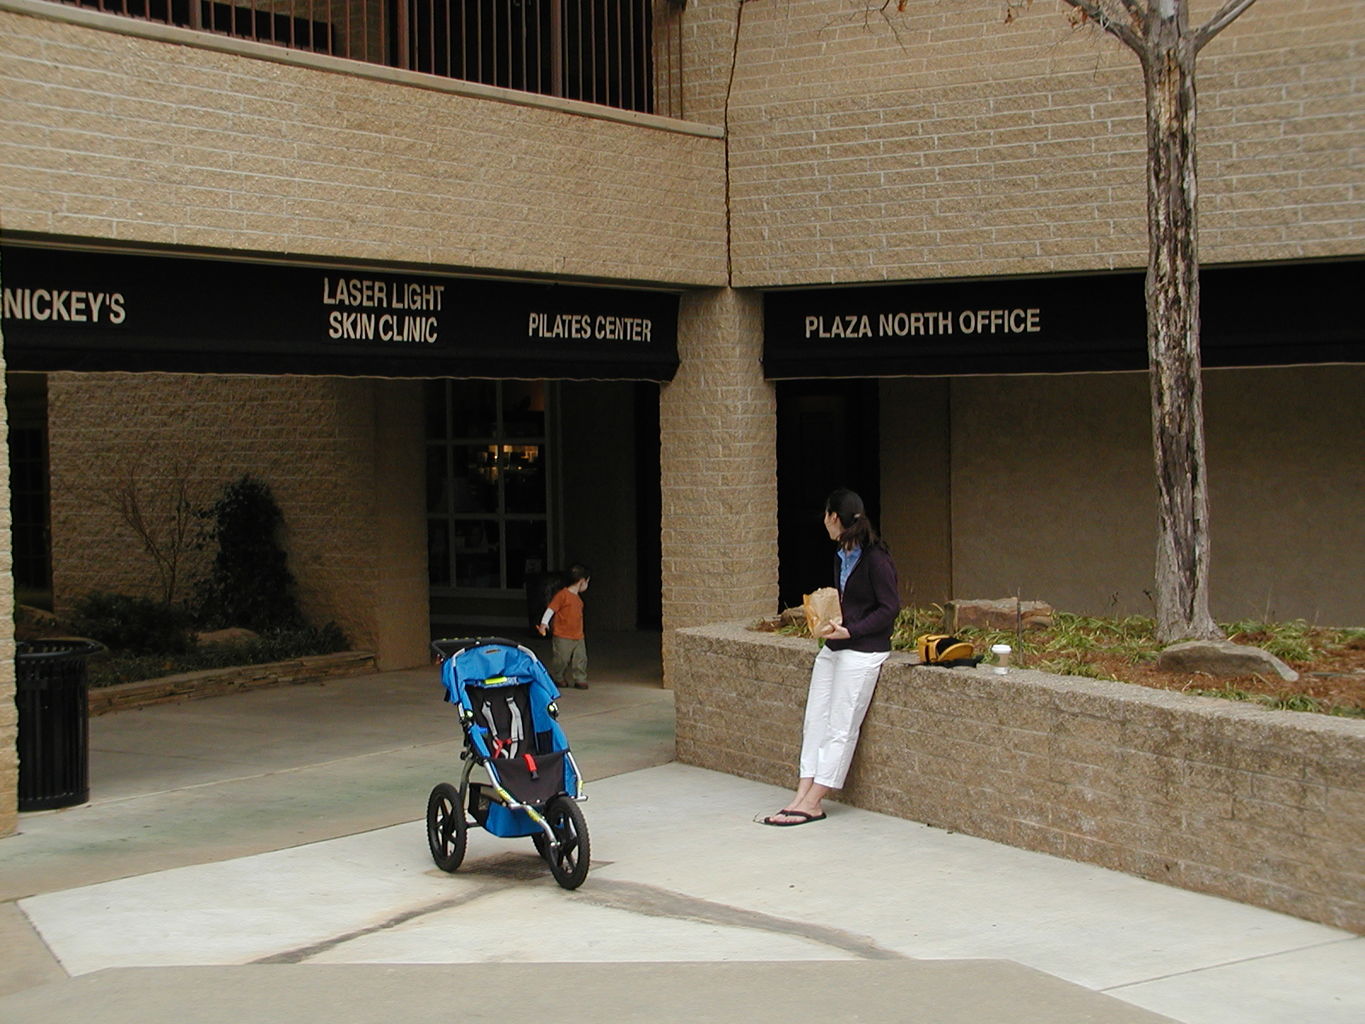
1,631,1361,1023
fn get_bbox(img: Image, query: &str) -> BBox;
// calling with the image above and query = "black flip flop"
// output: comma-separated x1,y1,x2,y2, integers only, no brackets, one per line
760,810,827,827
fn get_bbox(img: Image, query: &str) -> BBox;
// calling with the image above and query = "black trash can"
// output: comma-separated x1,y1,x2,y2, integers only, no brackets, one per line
15,638,102,811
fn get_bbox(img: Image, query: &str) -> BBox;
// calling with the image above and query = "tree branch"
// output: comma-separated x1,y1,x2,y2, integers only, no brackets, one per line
1059,0,1146,55
1193,0,1258,53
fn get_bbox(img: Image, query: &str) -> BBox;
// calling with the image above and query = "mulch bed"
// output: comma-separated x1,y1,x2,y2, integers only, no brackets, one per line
1065,636,1365,714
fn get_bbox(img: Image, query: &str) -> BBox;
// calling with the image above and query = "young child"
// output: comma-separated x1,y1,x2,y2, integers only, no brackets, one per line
536,563,591,690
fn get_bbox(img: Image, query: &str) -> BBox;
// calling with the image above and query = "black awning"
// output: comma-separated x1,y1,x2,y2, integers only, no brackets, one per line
1,243,680,381
763,259,1363,379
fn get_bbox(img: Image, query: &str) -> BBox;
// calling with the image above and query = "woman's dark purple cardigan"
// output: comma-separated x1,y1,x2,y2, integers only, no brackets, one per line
828,544,900,654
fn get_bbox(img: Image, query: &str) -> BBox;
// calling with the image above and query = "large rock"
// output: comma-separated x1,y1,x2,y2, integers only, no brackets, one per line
14,604,61,641
947,598,1054,632
1155,640,1299,682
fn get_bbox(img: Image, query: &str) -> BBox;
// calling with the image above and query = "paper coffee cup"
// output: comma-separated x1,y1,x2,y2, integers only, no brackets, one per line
990,644,1012,673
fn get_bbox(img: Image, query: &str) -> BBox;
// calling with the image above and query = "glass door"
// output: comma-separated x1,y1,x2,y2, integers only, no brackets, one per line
426,380,553,608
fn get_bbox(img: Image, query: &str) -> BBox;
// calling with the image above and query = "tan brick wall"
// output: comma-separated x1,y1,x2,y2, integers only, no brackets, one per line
46,374,429,668
670,0,739,128
0,4,728,287
367,381,429,667
879,377,952,610
720,0,1364,286
675,623,1365,934
659,289,777,685
921,364,1365,625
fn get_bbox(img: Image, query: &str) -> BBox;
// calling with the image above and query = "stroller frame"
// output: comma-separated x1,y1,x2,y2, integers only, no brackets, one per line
425,637,590,890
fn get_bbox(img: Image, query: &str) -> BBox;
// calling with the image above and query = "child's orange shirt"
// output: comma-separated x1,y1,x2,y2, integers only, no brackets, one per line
547,588,585,640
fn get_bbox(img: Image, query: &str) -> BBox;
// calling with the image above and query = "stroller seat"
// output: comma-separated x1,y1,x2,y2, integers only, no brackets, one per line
465,679,565,807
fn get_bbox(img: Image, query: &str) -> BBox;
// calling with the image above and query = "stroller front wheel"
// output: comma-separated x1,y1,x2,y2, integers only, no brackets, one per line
427,782,468,872
543,795,590,890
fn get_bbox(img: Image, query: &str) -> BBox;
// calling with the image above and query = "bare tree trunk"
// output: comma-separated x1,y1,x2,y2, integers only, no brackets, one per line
935,1,1258,638
1143,3,1221,641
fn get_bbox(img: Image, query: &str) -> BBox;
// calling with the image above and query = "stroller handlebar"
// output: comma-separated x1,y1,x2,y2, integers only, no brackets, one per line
431,636,527,660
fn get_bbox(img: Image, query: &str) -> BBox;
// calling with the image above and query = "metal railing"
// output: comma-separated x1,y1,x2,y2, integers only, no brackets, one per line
54,0,677,116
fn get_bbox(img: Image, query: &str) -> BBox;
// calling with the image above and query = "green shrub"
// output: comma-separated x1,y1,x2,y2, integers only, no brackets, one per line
194,476,302,631
68,591,195,655
88,622,349,688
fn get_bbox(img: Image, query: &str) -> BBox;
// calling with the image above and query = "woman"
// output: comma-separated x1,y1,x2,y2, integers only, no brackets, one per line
761,488,900,826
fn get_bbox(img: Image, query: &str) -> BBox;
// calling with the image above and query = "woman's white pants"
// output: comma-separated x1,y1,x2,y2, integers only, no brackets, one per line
799,645,890,790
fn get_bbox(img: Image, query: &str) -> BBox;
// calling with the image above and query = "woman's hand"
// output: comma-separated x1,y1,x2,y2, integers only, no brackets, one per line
816,621,850,641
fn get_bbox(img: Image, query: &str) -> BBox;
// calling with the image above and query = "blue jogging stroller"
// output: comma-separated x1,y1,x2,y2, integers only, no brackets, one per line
425,637,590,890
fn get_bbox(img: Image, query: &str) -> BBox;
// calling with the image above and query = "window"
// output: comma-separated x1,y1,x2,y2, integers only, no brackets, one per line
51,0,662,116
425,379,552,594
400,0,653,113
69,0,334,54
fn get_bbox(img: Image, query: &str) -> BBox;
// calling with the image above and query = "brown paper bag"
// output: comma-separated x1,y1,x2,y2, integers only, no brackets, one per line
802,587,843,636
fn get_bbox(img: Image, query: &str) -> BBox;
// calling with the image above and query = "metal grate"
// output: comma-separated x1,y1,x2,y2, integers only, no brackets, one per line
56,0,666,116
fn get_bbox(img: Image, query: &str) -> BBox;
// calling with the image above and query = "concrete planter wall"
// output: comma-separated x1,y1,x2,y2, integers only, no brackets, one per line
88,651,377,715
673,622,1365,934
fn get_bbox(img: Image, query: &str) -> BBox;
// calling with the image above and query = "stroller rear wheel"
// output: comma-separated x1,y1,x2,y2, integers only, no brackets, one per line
426,782,468,872
543,795,590,890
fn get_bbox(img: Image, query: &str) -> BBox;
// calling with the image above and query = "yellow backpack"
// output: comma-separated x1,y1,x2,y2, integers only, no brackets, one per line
916,634,979,667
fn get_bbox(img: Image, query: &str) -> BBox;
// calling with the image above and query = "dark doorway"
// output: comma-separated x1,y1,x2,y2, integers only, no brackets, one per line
6,373,52,609
634,382,661,629
776,380,880,611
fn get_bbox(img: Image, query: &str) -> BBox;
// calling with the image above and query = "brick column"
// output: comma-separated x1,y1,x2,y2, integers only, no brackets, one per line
659,288,777,687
